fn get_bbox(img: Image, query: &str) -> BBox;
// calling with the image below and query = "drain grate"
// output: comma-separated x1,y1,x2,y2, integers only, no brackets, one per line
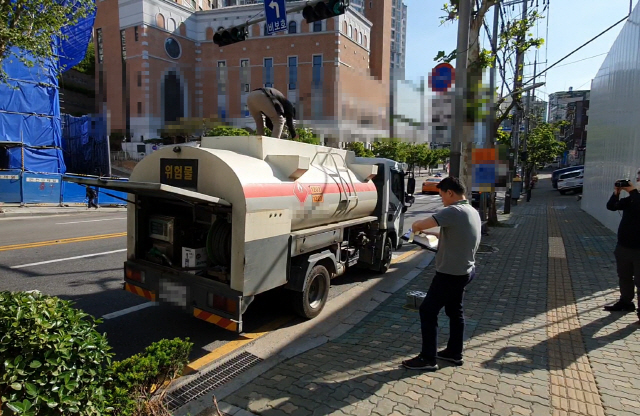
165,351,262,411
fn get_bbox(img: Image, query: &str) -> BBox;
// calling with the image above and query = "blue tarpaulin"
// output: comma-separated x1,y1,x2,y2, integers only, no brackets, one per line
0,1,96,183
61,114,110,176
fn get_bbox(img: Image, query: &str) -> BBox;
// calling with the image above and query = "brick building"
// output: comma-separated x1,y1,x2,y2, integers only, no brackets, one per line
94,0,393,147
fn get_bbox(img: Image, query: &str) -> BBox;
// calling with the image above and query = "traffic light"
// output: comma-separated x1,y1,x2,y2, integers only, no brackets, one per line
213,26,248,47
303,0,347,23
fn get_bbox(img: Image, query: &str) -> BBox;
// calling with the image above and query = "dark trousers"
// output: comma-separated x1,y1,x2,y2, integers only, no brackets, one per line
614,244,640,304
87,197,98,209
419,270,474,360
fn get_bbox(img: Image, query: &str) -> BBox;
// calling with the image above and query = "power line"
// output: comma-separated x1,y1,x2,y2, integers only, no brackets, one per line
546,52,608,69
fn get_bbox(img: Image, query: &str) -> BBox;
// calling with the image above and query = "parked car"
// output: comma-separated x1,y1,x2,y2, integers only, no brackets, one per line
422,177,442,194
557,169,584,194
434,173,443,178
552,165,584,188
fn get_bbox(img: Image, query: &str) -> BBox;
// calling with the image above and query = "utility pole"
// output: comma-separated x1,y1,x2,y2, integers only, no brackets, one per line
485,1,501,222
503,0,527,214
450,0,471,179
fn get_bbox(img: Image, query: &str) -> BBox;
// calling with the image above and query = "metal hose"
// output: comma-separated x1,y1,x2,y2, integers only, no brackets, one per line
206,218,232,266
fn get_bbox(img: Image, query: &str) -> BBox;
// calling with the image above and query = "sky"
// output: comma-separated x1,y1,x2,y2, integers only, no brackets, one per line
404,0,634,103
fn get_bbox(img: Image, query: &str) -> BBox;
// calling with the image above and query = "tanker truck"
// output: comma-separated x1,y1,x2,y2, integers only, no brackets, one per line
64,136,416,333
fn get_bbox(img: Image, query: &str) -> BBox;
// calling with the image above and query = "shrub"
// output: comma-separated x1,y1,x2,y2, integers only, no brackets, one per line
205,126,250,137
106,338,193,416
0,291,113,416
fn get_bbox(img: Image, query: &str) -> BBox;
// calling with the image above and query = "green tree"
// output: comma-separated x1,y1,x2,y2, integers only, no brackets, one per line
0,0,96,85
72,41,95,75
438,1,544,224
522,121,566,181
346,142,375,158
286,127,321,145
371,139,408,162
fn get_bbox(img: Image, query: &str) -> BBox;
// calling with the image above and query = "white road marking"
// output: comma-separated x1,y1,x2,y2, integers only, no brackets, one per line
56,217,126,225
10,249,127,269
102,302,159,320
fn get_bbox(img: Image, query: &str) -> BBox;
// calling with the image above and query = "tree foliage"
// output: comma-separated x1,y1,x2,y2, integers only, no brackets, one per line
0,0,96,84
346,142,375,158
523,121,567,175
72,42,95,76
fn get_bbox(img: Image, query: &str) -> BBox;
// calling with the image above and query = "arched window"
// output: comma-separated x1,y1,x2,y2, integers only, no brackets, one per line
156,13,165,29
288,20,297,34
168,18,176,32
343,21,347,34
358,32,363,45
364,35,368,48
353,28,358,40
348,25,353,38
179,22,186,36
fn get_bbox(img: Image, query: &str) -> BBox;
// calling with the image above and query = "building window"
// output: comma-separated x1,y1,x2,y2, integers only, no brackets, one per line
137,102,142,116
120,30,126,60
263,24,271,36
164,37,181,59
168,18,176,32
288,21,297,34
358,32,363,45
156,13,165,29
364,35,367,48
343,21,347,33
241,59,249,67
313,21,322,32
288,56,297,90
264,58,273,87
312,55,322,88
137,71,142,87
218,61,227,94
96,28,104,63
348,25,353,38
240,59,250,92
134,26,139,41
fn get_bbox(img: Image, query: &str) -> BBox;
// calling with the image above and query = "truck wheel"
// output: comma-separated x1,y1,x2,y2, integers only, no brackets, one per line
377,237,393,274
292,265,330,319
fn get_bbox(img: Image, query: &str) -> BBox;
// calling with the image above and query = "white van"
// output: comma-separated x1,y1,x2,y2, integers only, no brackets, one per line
557,169,584,195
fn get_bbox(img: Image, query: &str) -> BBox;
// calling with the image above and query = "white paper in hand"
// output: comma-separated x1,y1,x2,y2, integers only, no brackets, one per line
401,229,438,251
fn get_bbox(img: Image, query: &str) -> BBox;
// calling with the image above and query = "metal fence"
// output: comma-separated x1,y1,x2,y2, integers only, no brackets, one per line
110,151,146,162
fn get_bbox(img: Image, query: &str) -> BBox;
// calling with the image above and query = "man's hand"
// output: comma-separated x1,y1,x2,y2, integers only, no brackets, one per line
615,187,621,196
622,185,635,194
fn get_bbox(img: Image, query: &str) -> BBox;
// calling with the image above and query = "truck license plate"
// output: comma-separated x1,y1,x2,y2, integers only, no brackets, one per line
159,279,187,308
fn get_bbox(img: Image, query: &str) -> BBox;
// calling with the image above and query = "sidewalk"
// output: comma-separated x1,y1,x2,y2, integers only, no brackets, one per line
200,178,639,416
0,203,126,217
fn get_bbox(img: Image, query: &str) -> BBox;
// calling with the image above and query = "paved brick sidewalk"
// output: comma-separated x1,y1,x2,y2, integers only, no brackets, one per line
217,179,640,416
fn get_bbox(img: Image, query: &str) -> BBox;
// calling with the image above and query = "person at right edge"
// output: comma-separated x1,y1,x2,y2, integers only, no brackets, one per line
246,87,297,140
402,177,481,371
604,170,640,318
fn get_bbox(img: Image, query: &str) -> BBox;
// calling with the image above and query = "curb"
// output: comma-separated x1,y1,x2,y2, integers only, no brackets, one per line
174,252,435,416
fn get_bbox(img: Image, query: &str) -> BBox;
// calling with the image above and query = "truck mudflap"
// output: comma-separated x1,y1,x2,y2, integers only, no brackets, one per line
124,261,243,333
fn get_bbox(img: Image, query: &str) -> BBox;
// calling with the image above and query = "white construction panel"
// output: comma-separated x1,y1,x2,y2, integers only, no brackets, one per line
581,3,640,233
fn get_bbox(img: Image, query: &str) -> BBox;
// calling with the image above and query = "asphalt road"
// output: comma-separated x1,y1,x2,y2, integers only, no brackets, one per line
0,195,445,361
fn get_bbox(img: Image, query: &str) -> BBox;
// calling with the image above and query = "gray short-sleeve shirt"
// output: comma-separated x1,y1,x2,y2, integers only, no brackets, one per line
432,200,482,275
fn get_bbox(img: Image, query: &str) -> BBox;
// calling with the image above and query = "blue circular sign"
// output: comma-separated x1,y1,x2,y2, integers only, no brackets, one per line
430,63,455,93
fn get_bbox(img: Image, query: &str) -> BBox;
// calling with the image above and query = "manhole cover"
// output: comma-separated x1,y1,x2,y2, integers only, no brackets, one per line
165,351,262,411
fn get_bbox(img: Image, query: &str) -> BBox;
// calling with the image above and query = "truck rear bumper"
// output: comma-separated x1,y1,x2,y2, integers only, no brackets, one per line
123,260,244,333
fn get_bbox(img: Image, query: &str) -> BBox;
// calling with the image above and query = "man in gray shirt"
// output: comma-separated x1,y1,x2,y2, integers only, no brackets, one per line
403,177,481,371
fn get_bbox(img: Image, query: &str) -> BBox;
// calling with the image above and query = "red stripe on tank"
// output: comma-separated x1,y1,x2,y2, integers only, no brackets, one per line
243,182,376,199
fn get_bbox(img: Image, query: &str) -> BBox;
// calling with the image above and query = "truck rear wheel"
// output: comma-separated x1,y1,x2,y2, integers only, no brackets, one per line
292,265,330,319
377,237,393,274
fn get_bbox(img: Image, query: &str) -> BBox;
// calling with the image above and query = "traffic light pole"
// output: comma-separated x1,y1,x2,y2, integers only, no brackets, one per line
214,0,341,43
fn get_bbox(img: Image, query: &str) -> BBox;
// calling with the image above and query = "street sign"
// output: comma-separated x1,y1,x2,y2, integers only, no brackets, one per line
265,0,288,35
429,63,455,93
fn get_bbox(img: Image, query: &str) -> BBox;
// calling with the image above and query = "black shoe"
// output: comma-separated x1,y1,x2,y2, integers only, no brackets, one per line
437,349,464,366
604,302,636,312
402,355,438,371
